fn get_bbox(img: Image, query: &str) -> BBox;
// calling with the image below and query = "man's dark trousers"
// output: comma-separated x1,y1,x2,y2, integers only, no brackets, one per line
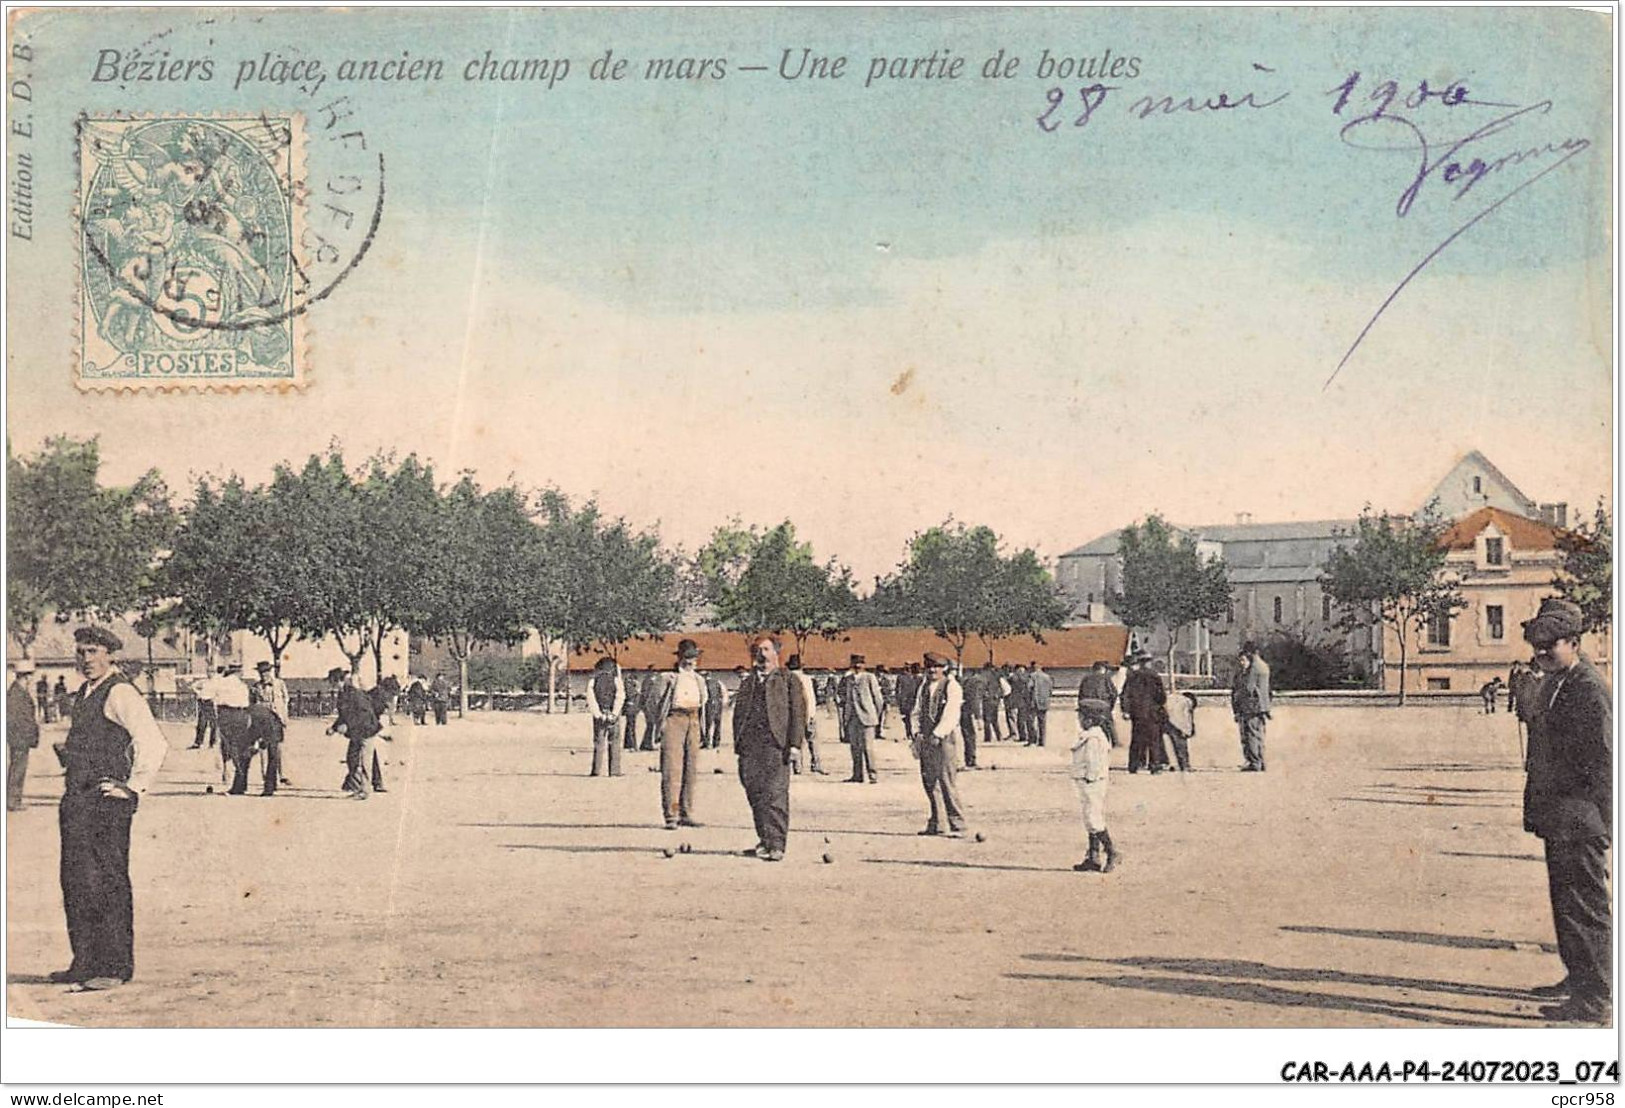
738,749,790,853
1545,836,1612,1004
59,792,136,981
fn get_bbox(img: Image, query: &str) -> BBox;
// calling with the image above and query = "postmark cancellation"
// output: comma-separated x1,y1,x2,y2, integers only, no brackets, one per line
76,113,307,391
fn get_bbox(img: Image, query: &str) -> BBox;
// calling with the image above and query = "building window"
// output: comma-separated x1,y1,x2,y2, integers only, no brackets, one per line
1485,537,1504,566
1272,596,1283,623
1427,610,1451,647
1427,677,1451,691
1487,605,1504,640
1226,601,1234,625
1472,476,1482,494
1322,595,1332,623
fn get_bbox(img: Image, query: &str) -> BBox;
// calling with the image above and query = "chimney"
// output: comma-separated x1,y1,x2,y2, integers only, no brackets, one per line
1235,512,1253,525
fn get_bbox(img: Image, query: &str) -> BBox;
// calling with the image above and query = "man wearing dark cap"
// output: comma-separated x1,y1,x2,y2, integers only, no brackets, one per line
1078,661,1121,750
53,627,168,989
326,667,382,800
1520,598,1612,1023
651,639,709,829
910,652,970,837
841,654,883,783
732,635,808,861
588,658,626,777
8,661,39,811
1231,642,1271,772
895,663,921,746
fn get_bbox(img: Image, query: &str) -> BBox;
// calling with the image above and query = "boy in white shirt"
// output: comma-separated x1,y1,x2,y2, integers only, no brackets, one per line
1072,698,1120,873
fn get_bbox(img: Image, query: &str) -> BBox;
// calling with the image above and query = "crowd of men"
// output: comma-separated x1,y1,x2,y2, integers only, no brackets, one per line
3,602,1610,1024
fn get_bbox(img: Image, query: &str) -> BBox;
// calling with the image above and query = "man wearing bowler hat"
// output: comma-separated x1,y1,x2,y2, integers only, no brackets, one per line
651,639,709,829
1520,598,1612,1023
910,652,970,837
732,635,809,861
587,657,626,777
841,653,883,783
53,626,168,989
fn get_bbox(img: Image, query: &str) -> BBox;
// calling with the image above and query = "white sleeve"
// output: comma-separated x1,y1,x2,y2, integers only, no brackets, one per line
934,680,963,738
103,683,170,795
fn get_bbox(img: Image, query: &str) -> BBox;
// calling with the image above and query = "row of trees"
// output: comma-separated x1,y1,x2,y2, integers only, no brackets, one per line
7,437,1611,705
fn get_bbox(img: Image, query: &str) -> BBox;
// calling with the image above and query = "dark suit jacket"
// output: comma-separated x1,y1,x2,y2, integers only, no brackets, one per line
1029,670,1054,710
334,685,381,740
1524,659,1612,841
1121,669,1166,721
731,668,809,759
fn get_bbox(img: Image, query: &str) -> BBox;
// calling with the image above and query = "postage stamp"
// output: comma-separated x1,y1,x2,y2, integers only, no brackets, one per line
75,114,306,391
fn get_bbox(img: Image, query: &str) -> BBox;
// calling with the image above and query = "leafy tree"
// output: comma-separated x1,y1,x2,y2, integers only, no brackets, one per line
534,490,683,663
274,450,374,676
1260,630,1351,691
1320,506,1465,705
352,454,443,680
697,521,858,658
1554,502,1611,633
880,521,1069,665
7,436,173,656
1109,515,1232,686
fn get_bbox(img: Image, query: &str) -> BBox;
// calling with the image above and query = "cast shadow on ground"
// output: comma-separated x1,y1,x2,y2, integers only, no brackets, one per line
1020,954,1544,1002
1440,850,1543,863
1370,784,1520,796
862,857,1061,874
1280,925,1556,954
503,842,752,859
464,821,685,832
1003,970,1534,1027
6,973,64,986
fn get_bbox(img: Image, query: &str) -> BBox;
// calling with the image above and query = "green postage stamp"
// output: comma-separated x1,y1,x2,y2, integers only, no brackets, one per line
76,114,305,390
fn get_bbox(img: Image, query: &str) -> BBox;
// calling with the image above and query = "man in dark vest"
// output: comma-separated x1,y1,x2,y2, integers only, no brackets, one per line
732,635,808,861
588,658,625,777
895,663,921,746
52,626,167,989
978,663,1004,744
8,661,39,811
1121,652,1169,773
702,670,727,750
326,667,382,800
912,653,970,836
1520,598,1612,1024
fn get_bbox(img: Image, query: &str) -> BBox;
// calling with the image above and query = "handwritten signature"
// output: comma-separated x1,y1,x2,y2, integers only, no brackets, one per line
1325,73,1592,386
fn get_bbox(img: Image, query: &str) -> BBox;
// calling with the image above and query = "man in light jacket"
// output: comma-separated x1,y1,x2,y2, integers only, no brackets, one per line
1231,641,1272,772
841,654,883,783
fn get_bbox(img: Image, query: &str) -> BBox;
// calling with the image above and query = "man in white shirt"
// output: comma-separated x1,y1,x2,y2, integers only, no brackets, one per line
188,668,218,749
653,639,709,830
910,652,970,837
1072,698,1119,872
52,626,167,990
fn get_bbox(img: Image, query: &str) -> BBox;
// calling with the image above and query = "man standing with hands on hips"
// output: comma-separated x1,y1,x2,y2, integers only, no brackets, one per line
732,635,808,862
53,626,168,989
1520,598,1612,1024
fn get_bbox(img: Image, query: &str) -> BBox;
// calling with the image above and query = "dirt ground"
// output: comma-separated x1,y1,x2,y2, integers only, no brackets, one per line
5,699,1566,1028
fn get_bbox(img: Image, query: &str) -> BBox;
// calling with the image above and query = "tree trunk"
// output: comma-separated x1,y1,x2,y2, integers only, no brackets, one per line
458,655,469,717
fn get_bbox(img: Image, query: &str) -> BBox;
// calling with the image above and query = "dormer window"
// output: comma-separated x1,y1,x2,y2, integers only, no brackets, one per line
1485,537,1504,566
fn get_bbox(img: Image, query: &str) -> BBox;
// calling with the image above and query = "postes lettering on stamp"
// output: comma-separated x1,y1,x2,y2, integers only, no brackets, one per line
77,114,307,390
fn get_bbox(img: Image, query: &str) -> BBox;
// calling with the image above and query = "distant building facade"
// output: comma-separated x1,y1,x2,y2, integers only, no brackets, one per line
1386,507,1608,692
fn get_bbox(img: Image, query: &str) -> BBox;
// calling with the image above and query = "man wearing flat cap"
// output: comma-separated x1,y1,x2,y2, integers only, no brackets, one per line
841,654,883,784
587,657,626,777
910,652,970,837
53,626,168,989
1520,598,1612,1023
651,639,709,829
732,635,809,861
7,660,39,811
326,667,382,800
